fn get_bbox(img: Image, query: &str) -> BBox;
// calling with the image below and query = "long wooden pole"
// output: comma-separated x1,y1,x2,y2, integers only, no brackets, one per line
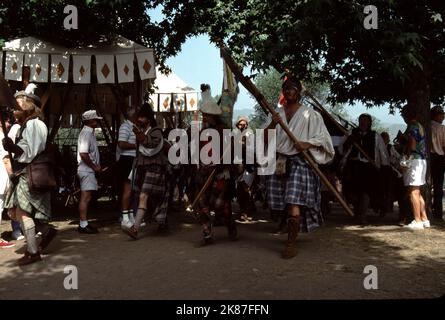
303,90,378,169
218,42,354,217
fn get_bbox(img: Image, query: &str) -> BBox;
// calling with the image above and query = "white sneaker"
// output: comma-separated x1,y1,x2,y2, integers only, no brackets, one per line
121,220,133,230
422,220,431,228
405,220,424,230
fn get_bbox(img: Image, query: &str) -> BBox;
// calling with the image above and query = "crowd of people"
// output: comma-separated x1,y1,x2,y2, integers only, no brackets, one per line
0,78,444,266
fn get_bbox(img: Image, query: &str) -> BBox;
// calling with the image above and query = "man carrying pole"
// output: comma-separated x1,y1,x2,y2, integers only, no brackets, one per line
263,77,335,259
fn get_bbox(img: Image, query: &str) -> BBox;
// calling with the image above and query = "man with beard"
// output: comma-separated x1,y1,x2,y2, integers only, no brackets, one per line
264,77,334,259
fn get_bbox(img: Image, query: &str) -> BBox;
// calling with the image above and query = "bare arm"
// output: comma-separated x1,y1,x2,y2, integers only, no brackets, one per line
118,141,136,150
80,153,101,172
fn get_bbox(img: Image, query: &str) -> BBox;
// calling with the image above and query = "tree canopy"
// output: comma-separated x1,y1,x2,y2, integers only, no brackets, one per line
1,1,444,116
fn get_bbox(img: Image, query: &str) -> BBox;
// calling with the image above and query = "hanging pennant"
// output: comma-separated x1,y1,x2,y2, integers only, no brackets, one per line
96,55,115,84
28,54,49,82
116,53,134,83
173,93,186,112
186,92,199,111
159,93,172,112
136,50,156,80
73,55,91,84
149,94,159,112
51,55,70,83
4,51,24,81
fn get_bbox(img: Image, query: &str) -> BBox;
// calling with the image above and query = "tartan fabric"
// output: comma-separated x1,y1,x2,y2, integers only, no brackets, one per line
4,174,51,221
266,154,322,232
133,153,169,224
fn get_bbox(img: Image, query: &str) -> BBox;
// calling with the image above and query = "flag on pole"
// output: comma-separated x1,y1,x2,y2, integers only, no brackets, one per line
220,56,239,128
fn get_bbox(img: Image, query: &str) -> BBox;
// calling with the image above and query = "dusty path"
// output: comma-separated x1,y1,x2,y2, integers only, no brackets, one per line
1,203,444,300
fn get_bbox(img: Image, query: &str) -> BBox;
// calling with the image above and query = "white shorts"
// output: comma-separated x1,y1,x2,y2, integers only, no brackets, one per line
78,171,98,191
403,159,426,187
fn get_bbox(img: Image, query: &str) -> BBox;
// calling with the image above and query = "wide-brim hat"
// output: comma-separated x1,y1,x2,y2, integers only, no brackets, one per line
14,83,41,107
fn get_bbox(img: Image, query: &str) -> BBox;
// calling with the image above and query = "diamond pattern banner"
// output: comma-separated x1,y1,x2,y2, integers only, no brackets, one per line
173,93,186,112
136,51,156,80
73,55,91,84
29,54,49,82
4,51,24,81
186,92,199,111
159,94,172,112
149,94,159,112
96,55,115,84
51,55,69,83
116,53,134,83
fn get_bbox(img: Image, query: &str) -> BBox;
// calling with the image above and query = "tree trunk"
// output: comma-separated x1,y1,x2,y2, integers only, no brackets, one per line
406,68,432,215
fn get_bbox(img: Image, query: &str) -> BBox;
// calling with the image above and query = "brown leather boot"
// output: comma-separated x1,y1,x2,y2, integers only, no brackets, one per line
17,251,42,266
282,217,299,259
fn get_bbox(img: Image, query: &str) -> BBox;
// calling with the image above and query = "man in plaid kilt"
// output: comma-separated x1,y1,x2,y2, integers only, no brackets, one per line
264,77,334,259
122,103,170,239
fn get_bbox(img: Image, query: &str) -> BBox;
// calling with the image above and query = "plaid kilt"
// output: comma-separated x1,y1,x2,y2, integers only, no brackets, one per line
266,154,322,232
133,153,169,224
4,174,51,221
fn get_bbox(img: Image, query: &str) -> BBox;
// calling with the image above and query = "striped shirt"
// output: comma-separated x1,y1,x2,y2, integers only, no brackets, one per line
116,120,136,160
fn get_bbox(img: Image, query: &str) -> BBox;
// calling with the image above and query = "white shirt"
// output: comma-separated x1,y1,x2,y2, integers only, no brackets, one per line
264,105,335,164
16,119,47,164
431,120,445,155
116,120,136,160
0,131,9,195
77,126,100,172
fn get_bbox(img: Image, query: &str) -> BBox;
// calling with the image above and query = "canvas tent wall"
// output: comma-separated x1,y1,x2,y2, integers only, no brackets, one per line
150,67,199,129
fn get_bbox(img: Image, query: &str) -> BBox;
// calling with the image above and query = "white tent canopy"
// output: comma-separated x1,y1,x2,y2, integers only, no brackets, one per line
1,35,156,84
151,67,199,112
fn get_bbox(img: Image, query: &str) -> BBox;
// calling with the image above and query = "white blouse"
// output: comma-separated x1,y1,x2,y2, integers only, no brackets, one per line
16,119,48,164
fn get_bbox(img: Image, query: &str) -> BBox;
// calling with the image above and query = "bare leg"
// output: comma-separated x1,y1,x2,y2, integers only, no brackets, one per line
419,193,428,221
79,191,92,222
408,187,422,222
121,181,132,211
134,192,148,231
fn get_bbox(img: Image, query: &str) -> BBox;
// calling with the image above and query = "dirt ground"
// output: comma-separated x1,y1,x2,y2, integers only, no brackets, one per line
1,201,444,300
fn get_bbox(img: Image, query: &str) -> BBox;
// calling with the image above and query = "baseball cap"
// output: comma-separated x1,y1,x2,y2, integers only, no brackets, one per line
82,110,103,121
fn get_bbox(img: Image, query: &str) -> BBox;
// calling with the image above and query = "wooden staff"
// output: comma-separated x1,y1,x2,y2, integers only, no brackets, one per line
303,89,378,169
218,41,354,217
190,135,233,210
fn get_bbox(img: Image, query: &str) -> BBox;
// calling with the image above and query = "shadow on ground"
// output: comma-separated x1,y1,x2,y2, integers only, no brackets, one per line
0,201,444,299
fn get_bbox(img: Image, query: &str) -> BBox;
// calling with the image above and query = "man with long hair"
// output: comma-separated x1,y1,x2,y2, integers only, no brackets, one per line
2,84,56,265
